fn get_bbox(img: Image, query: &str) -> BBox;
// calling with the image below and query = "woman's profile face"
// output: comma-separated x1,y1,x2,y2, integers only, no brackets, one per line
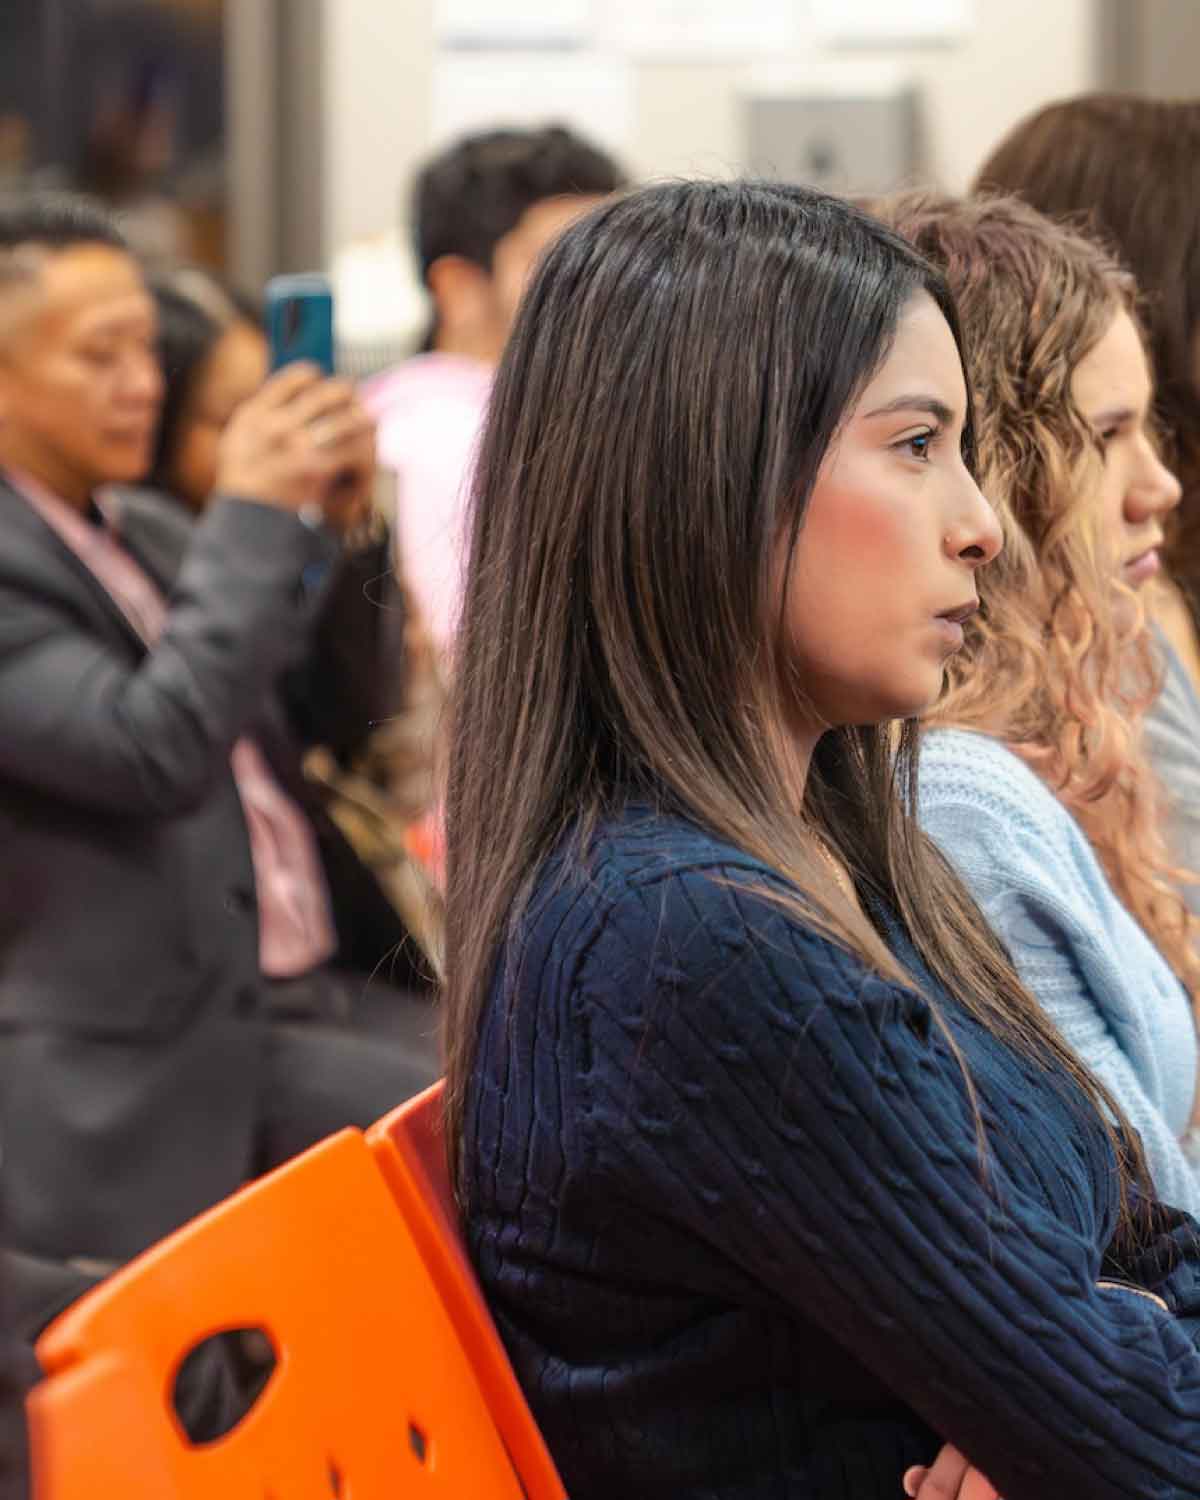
782,292,1001,727
1070,307,1181,591
171,317,269,512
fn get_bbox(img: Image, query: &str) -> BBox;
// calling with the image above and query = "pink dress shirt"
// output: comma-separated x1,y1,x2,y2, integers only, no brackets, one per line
364,352,492,657
9,470,336,978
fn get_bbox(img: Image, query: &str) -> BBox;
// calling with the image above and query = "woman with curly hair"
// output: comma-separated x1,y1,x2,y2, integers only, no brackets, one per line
974,96,1200,918
876,190,1200,1214
975,96,1200,654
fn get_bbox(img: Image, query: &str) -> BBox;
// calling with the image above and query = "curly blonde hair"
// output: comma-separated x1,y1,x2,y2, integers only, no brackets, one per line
875,190,1200,1003
976,96,1200,637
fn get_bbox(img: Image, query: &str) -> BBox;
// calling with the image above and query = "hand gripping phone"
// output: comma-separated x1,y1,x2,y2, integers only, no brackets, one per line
265,273,335,375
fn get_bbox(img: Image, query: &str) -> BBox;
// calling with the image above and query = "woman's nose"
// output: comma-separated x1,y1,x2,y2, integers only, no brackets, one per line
945,478,1003,568
1126,442,1182,522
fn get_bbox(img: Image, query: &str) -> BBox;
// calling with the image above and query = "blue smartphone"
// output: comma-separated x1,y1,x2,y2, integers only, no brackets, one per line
265,273,335,374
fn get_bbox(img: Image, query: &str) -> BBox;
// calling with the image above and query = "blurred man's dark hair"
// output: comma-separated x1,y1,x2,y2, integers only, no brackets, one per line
412,124,625,279
0,192,126,260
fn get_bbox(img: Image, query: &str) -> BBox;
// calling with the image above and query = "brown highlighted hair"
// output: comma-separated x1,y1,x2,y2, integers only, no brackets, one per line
441,177,1150,1216
975,95,1200,627
875,189,1200,1004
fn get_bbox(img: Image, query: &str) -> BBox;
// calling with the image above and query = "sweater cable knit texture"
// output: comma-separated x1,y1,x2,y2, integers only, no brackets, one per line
464,808,1200,1499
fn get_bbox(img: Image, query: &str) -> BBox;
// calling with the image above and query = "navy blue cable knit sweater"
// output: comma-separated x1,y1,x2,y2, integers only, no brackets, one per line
463,808,1200,1498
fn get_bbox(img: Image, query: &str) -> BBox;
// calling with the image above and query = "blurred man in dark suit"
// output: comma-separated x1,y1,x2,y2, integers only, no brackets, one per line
0,193,434,1291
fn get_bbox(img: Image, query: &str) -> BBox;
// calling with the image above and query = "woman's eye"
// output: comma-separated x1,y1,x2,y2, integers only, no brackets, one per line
901,430,935,462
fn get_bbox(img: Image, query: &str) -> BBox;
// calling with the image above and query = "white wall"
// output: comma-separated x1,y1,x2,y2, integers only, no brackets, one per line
321,0,1099,342
323,0,435,252
912,0,1096,190
622,0,1098,193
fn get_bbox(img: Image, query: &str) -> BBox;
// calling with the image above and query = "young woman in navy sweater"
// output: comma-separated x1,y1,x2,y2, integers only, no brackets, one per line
440,179,1200,1499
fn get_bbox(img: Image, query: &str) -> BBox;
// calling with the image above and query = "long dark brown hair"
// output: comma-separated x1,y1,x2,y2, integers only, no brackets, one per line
976,94,1200,629
442,178,1149,1217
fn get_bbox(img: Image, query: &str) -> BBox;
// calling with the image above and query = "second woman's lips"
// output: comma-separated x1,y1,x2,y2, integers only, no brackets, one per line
1122,548,1161,584
936,599,980,625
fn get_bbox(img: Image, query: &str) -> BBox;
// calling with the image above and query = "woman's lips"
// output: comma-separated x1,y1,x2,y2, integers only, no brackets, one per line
933,600,978,651
1122,547,1161,586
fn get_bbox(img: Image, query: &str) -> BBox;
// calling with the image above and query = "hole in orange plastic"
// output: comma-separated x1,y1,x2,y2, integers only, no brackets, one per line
171,1325,278,1444
408,1421,428,1463
328,1459,343,1495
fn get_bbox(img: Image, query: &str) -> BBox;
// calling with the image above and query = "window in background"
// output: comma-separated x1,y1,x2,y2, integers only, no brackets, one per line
0,0,227,270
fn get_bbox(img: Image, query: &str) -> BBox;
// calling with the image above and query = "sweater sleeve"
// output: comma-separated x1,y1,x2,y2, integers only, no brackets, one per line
573,865,1200,1500
920,797,1200,1221
1103,1190,1200,1346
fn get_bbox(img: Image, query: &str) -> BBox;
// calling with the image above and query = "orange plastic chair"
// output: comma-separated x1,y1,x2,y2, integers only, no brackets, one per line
367,1081,567,1500
26,1118,553,1498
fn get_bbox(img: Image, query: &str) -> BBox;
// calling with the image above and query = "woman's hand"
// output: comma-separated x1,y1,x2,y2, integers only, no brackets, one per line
903,1444,998,1499
216,364,376,531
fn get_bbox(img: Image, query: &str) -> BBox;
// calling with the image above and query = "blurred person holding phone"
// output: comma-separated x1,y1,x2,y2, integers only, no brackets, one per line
134,264,440,990
0,193,435,1309
365,124,625,659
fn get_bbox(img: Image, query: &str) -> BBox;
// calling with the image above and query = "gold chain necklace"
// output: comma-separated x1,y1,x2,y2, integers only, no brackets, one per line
813,834,853,902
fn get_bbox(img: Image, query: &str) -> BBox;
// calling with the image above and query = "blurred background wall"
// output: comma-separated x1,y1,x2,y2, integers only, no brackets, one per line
321,0,1093,255
2,0,1197,355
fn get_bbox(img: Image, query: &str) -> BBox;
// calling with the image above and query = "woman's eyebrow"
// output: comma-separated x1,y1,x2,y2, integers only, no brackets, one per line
1086,405,1139,428
864,394,955,425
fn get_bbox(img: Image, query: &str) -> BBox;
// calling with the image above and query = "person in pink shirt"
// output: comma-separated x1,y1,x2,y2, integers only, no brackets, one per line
365,125,625,658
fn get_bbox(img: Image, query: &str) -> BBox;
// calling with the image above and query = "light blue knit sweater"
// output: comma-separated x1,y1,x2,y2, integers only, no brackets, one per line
919,727,1200,1217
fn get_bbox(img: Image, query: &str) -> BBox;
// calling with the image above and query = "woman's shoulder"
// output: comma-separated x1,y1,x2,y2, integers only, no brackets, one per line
521,806,872,1000
529,806,782,939
919,730,1153,962
586,804,777,886
499,808,943,1140
919,728,1076,835
920,726,1045,792
918,728,1117,909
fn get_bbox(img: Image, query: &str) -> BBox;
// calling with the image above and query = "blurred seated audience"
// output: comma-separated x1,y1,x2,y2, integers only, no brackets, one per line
302,581,447,965
364,124,625,658
136,263,441,985
0,194,437,1315
143,265,445,965
145,269,269,514
974,96,1200,916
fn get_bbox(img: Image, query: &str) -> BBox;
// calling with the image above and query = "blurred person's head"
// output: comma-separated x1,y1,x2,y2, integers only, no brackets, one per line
975,95,1200,616
412,124,625,363
875,189,1196,999
0,192,162,506
148,269,268,513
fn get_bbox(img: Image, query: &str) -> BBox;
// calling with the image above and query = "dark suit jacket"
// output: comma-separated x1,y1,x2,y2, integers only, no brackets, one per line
112,487,423,983
0,476,341,1260
0,1211,30,1500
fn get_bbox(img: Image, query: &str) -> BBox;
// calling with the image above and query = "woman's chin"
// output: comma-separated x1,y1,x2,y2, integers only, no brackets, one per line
878,673,947,723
